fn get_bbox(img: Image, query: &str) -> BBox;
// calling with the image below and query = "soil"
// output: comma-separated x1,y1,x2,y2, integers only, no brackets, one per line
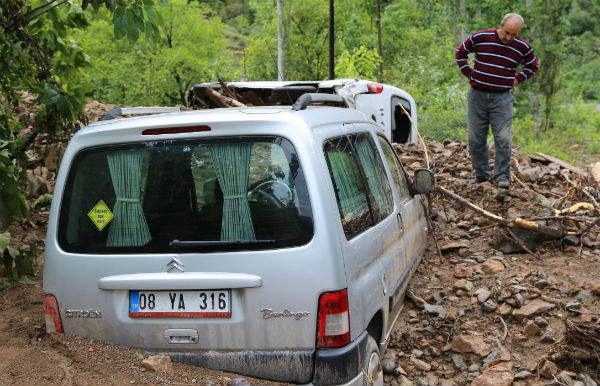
1,98,599,385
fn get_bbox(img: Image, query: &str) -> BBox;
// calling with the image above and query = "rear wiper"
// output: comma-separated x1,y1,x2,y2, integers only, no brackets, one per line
169,239,276,248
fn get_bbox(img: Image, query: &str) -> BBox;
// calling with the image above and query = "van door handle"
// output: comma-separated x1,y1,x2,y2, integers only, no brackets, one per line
164,329,198,344
397,213,404,232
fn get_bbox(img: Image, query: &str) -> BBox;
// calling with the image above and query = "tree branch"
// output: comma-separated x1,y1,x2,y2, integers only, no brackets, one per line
24,0,57,18
435,185,567,239
26,0,69,23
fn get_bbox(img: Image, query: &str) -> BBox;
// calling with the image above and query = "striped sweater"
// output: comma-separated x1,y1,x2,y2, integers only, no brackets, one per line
455,28,539,92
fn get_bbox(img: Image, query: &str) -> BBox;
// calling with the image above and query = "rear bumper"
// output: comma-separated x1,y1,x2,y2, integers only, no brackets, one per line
164,331,368,385
168,349,314,384
313,330,367,385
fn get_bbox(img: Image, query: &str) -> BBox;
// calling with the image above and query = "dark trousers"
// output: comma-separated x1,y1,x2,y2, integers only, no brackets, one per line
467,88,514,182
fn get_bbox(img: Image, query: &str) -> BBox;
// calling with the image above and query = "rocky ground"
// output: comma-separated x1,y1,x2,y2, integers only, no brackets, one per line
386,141,600,386
1,98,600,385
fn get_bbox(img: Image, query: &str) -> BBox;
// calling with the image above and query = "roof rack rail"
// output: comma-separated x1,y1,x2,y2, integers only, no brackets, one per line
101,107,185,121
292,93,347,111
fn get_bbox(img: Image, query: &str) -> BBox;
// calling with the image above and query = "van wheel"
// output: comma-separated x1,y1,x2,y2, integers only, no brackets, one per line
362,335,383,386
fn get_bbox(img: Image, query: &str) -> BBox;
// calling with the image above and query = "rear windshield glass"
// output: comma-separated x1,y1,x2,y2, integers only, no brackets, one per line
58,136,313,253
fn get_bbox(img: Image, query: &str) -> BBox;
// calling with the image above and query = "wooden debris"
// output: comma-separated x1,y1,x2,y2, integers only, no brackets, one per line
204,87,246,108
537,152,588,177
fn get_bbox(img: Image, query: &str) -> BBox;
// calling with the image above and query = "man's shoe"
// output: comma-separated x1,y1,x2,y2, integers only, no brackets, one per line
496,179,509,189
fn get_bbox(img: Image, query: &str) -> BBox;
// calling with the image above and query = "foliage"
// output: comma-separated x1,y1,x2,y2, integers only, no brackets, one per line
73,0,235,106
0,232,38,286
0,104,29,227
0,0,163,279
335,45,381,80
513,103,600,165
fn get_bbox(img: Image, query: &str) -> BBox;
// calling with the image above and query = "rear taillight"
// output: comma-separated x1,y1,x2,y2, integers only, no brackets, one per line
44,294,63,333
141,125,211,135
317,289,350,348
367,83,383,94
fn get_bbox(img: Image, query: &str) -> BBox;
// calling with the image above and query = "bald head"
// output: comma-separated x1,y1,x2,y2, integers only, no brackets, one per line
498,13,523,44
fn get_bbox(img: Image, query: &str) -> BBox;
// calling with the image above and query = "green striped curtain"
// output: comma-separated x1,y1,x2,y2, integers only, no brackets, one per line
327,151,367,219
209,143,256,241
106,151,151,247
354,135,393,217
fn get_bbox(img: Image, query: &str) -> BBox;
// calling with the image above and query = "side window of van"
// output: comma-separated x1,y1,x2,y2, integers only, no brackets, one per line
324,133,394,239
377,136,410,201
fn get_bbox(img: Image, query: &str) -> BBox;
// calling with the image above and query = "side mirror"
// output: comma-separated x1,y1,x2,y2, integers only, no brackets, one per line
411,169,435,195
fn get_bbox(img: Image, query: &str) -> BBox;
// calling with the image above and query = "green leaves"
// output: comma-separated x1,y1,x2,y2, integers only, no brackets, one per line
0,232,38,286
335,45,382,81
113,3,163,44
0,142,29,227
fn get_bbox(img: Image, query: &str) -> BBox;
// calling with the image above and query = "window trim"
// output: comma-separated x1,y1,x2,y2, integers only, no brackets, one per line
376,134,412,204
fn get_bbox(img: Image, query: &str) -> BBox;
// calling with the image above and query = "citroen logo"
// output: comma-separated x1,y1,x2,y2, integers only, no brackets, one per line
166,257,184,273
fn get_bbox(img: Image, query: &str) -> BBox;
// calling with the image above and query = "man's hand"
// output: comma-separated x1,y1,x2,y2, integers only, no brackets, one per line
513,79,519,86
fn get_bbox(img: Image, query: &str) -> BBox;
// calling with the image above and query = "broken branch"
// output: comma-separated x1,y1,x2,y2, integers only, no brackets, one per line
204,87,246,108
435,185,568,239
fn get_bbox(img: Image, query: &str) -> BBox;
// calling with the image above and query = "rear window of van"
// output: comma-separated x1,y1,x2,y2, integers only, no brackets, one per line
58,136,313,253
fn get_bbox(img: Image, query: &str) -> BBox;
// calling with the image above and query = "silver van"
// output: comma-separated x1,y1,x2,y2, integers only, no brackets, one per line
43,97,434,386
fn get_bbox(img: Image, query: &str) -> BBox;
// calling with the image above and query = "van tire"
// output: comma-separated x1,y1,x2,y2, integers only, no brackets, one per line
362,335,383,386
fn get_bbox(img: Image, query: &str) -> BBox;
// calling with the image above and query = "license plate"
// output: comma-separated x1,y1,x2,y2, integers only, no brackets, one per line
129,290,231,318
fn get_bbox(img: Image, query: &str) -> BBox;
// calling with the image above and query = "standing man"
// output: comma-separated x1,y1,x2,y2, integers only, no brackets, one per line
455,13,539,188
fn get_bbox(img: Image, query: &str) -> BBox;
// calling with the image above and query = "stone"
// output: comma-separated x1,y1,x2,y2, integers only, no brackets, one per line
470,362,514,386
591,283,600,295
441,241,470,252
411,357,432,371
576,290,594,305
227,378,251,386
513,299,555,320
534,317,549,328
482,300,498,312
395,365,407,376
499,348,511,362
467,372,480,382
567,299,582,310
540,333,555,344
514,293,526,307
397,375,413,386
534,279,549,289
451,335,490,357
524,320,542,337
483,351,500,364
382,352,397,374
141,355,173,372
412,349,424,358
514,370,533,380
476,288,491,303
481,260,505,275
538,360,558,378
426,373,440,386
454,265,473,278
415,378,428,386
451,354,467,372
497,303,512,315
578,373,598,386
453,279,467,289
557,371,575,386
424,303,446,316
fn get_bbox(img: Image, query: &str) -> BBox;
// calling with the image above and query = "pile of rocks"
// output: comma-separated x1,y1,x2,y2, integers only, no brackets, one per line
384,141,600,386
